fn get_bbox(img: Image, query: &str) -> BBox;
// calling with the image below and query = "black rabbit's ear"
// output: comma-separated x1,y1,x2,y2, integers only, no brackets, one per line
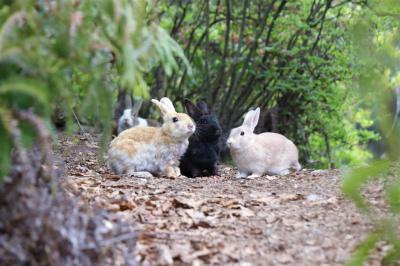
196,101,209,114
184,99,202,119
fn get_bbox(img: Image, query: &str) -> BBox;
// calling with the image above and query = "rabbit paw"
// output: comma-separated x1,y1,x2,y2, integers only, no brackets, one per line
163,165,179,178
247,173,261,179
235,172,248,179
173,166,181,177
278,169,290,176
265,175,277,180
207,167,218,176
128,171,153,178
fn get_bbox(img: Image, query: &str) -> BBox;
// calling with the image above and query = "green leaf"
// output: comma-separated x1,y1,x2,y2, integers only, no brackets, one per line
347,233,380,266
387,179,400,213
0,106,12,182
342,160,390,211
0,132,11,182
0,11,26,51
19,120,37,148
382,239,400,266
0,79,49,107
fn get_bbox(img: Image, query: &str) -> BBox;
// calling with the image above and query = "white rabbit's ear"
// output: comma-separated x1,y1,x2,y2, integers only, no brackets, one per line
151,99,169,118
252,107,260,127
243,110,254,128
160,97,176,113
243,107,260,131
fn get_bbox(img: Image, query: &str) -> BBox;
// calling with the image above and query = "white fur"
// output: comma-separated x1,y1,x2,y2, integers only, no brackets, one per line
227,107,301,179
117,109,149,134
108,139,188,175
109,97,195,178
137,117,148,127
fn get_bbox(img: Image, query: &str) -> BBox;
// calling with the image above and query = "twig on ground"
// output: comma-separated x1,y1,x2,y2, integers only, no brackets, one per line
81,232,137,250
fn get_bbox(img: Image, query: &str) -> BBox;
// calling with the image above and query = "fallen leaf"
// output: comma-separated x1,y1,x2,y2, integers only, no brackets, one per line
306,194,321,201
158,245,173,265
265,175,278,180
111,198,136,211
191,220,212,228
240,206,255,217
275,254,294,264
279,193,304,201
172,197,202,209
105,203,120,212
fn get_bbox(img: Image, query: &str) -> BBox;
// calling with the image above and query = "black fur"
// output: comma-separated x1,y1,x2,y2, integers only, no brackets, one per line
180,99,223,178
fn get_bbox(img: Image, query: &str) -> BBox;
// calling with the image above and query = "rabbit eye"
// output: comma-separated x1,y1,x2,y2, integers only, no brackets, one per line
172,117,179,123
240,131,245,136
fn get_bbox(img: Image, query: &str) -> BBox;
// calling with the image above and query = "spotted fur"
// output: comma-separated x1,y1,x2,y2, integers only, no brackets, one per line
108,97,195,177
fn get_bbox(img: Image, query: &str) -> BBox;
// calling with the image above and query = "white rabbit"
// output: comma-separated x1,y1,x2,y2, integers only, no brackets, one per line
117,98,160,134
108,97,195,178
227,107,301,179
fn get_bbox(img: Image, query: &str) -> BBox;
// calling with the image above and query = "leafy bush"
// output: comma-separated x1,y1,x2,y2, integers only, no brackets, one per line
0,0,188,180
151,0,376,168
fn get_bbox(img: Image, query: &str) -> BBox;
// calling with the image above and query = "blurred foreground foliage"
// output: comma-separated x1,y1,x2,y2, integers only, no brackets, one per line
342,1,400,265
0,0,188,180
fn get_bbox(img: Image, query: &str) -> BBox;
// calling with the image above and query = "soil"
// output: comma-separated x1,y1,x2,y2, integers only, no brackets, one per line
56,132,388,266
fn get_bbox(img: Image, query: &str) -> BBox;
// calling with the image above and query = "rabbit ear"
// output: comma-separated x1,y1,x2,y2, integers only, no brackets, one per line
160,97,176,113
184,99,202,119
151,99,169,118
252,107,260,127
243,107,260,131
125,94,133,109
243,110,254,128
196,101,209,114
131,99,143,116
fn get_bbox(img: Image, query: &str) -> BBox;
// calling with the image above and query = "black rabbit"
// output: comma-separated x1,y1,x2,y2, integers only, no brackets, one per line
180,99,223,177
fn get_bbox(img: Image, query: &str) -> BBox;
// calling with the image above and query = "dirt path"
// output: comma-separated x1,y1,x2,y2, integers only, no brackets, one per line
57,132,376,265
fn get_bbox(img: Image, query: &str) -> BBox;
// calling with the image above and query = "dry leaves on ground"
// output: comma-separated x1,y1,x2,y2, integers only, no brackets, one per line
57,133,393,265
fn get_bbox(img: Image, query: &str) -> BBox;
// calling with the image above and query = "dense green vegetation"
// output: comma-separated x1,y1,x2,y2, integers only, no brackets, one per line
343,1,400,264
0,0,399,264
152,0,376,168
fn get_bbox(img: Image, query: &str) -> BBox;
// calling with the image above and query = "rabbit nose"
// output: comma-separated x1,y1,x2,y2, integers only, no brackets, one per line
227,139,232,146
188,124,194,130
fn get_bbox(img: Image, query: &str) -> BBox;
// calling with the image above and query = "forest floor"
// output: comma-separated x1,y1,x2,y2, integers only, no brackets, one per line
56,132,389,266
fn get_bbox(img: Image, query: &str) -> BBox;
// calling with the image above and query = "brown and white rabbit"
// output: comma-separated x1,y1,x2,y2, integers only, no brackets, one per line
108,97,195,178
117,99,160,134
227,107,301,179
